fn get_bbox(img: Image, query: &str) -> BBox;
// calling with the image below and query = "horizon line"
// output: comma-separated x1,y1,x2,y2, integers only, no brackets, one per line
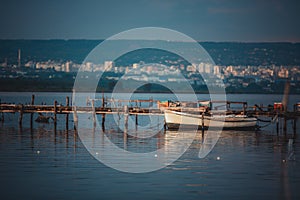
0,38,299,44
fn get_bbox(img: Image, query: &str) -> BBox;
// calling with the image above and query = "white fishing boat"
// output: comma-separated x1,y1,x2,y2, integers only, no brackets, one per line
164,110,257,130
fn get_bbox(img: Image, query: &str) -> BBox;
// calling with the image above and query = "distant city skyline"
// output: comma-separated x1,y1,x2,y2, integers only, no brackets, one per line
0,0,299,42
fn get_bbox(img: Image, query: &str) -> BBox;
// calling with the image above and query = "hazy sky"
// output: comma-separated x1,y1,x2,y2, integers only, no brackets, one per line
0,0,299,42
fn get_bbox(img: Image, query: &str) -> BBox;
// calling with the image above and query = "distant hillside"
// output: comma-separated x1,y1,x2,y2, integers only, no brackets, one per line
0,40,300,66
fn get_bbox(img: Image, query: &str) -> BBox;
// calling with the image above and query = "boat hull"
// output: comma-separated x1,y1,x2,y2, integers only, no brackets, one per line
164,110,257,130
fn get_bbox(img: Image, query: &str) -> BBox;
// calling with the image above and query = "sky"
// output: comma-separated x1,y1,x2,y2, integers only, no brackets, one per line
0,0,299,42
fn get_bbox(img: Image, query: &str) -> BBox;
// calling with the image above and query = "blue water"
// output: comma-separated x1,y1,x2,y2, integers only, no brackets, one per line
0,92,299,200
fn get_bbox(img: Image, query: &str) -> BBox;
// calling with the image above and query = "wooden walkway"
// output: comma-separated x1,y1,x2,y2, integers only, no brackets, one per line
0,95,299,136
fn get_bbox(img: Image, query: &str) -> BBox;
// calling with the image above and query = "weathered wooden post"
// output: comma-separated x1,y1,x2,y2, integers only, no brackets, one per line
101,93,106,131
54,100,57,123
54,100,57,132
282,80,290,136
101,113,106,132
276,115,279,135
73,105,78,130
135,114,138,127
91,99,96,127
31,94,35,105
102,93,105,108
123,105,128,149
66,96,69,130
30,94,35,128
124,105,128,132
19,104,24,126
72,88,78,132
201,112,205,137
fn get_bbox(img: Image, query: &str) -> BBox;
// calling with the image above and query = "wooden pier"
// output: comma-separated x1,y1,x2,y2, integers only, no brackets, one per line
0,95,299,136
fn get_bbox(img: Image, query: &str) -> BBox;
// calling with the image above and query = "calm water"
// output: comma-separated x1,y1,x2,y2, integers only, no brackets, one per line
0,92,300,200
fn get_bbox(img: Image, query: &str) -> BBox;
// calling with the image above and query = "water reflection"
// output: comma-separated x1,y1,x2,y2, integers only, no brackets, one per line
0,122,298,158
0,122,299,199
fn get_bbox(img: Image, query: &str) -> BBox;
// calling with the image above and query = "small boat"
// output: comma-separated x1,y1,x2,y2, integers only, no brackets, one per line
35,113,54,123
164,109,257,130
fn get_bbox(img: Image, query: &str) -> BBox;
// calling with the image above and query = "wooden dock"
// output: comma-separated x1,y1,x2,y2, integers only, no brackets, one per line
0,95,299,136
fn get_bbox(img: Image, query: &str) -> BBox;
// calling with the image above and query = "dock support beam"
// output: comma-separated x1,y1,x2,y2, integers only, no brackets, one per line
124,105,128,133
19,104,23,126
123,106,128,149
135,114,138,129
276,115,279,135
54,100,57,132
91,99,96,127
54,101,57,122
73,106,78,130
30,94,35,128
66,96,69,130
102,114,105,132
201,113,205,138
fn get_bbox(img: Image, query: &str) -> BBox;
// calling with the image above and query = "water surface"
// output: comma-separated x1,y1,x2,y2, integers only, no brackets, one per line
0,93,299,200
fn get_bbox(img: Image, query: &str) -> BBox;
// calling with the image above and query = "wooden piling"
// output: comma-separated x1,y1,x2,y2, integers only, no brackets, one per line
66,96,69,130
73,106,78,130
101,114,105,132
1,97,300,135
201,113,205,137
135,114,138,125
102,93,105,108
124,105,128,131
276,115,279,135
31,94,35,105
30,95,35,128
54,100,57,123
91,99,96,127
101,93,105,131
54,100,57,132
19,104,23,126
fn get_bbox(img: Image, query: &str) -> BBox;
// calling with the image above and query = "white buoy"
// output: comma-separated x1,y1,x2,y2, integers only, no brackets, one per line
37,150,40,154
217,156,220,160
154,154,158,158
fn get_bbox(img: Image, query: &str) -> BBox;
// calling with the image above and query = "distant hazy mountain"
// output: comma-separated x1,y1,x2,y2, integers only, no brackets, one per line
0,40,299,66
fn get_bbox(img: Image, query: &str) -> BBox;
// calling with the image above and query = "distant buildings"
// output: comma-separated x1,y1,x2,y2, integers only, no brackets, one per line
1,55,300,93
